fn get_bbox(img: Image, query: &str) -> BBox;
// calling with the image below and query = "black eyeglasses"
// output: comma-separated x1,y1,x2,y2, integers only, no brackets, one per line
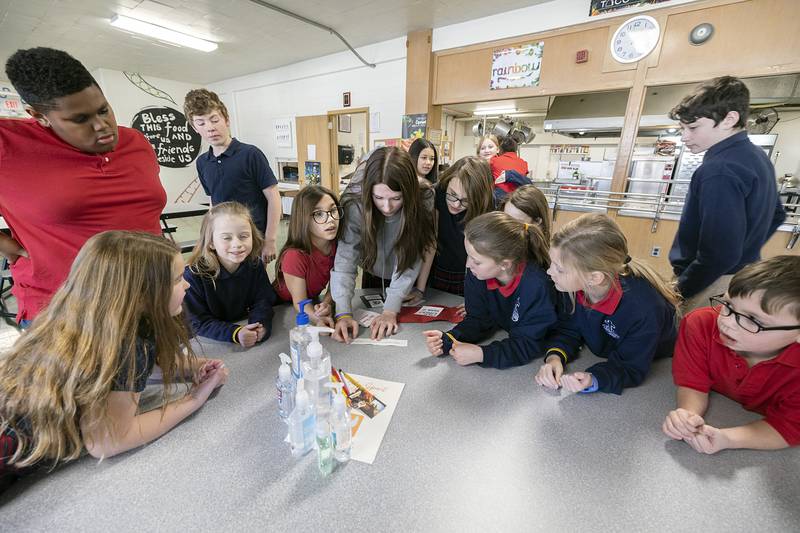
311,207,343,225
709,294,800,334
445,191,469,208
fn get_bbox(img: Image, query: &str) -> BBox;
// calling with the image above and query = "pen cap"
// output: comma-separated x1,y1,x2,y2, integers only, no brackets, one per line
295,378,309,408
295,299,313,326
278,353,292,382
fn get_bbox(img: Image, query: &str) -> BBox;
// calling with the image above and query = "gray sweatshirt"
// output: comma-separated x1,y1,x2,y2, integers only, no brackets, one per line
331,191,434,315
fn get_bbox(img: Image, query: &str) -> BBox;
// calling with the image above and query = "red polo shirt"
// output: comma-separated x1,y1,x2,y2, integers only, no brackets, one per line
0,119,166,320
490,152,529,193
274,243,336,303
673,307,800,446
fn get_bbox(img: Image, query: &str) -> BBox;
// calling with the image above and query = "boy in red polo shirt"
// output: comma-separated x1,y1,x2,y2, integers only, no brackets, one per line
664,256,800,453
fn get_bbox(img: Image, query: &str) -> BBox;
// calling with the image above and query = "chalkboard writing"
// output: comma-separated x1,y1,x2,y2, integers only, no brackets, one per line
131,106,201,168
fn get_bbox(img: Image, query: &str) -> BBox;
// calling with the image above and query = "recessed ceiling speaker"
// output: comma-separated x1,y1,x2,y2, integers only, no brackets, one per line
689,23,714,45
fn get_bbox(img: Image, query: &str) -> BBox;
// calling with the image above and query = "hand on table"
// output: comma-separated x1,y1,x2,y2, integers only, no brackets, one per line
683,425,729,454
560,371,593,393
333,316,359,344
455,303,466,319
197,359,228,386
371,311,398,340
535,356,564,389
450,341,483,365
403,288,425,307
237,323,260,347
190,365,228,406
423,330,444,356
663,408,705,441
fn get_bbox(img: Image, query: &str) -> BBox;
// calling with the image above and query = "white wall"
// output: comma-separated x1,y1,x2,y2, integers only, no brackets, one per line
771,110,800,179
432,0,702,52
208,37,406,173
93,68,207,203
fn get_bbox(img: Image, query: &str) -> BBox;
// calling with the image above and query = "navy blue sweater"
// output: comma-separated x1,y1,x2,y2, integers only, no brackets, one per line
669,131,785,298
442,263,558,369
545,275,677,395
183,259,276,343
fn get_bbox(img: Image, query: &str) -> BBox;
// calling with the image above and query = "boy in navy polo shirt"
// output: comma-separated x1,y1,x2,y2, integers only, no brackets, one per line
664,256,800,453
668,76,785,309
184,89,281,263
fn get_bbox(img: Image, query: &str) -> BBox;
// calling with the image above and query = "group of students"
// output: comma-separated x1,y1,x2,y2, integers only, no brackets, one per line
0,47,798,492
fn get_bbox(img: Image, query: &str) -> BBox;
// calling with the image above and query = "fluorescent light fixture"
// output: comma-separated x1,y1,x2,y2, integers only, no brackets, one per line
473,107,517,116
110,15,218,52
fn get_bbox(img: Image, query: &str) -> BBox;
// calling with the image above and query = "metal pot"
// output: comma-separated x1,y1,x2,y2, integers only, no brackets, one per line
491,119,513,138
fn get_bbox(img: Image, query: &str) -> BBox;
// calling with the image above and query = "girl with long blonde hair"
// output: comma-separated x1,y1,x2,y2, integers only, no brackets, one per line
535,213,680,395
0,231,227,483
423,211,558,368
184,202,276,347
274,186,342,327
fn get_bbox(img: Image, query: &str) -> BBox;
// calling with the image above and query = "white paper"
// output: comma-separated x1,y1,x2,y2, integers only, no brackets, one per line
307,144,316,160
350,338,408,347
348,374,404,464
414,305,444,317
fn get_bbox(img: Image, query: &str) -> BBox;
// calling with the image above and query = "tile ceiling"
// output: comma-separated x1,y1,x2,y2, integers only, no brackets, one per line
0,0,550,84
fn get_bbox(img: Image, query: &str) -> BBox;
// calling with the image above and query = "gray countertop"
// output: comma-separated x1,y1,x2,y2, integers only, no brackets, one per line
2,291,798,531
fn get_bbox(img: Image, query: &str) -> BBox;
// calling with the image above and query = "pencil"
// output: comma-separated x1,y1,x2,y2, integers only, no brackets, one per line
342,371,374,401
445,332,457,343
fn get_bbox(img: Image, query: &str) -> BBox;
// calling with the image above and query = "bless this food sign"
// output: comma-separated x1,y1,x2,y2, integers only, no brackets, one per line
490,42,544,90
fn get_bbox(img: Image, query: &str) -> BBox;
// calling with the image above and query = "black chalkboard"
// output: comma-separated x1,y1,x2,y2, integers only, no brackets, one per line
131,106,201,168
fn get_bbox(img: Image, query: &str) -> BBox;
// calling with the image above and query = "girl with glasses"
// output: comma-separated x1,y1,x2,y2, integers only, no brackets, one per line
274,186,342,327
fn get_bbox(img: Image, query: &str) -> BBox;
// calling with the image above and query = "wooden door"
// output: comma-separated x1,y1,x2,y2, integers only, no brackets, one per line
295,114,333,190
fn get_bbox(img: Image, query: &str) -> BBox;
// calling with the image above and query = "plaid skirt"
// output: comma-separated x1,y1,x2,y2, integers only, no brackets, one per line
430,265,465,296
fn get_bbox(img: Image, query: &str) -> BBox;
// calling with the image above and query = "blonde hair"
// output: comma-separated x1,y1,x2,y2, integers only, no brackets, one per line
476,134,500,157
465,211,549,270
188,202,264,280
0,231,195,467
551,213,681,312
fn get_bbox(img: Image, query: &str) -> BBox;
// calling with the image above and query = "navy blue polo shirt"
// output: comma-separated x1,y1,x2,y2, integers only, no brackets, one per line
669,131,785,299
196,138,277,233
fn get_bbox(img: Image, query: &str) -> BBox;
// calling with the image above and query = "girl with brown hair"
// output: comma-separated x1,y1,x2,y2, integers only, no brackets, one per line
331,147,435,343
423,211,557,368
535,213,680,395
274,186,342,327
184,202,276,347
502,184,552,242
0,231,227,483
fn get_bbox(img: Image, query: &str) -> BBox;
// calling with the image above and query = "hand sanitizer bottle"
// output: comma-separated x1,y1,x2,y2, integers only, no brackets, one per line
304,333,333,418
276,353,295,421
288,378,315,457
327,382,352,462
289,299,313,380
316,418,334,476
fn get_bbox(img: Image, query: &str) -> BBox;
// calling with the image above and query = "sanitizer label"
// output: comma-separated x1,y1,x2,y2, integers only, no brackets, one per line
289,345,302,380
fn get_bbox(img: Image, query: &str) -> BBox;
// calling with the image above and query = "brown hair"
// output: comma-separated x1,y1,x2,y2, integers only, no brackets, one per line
343,147,435,273
668,76,749,128
275,186,341,286
436,156,495,224
188,202,264,280
728,255,800,320
551,213,681,312
0,231,194,467
184,88,229,122
465,211,549,270
503,185,552,242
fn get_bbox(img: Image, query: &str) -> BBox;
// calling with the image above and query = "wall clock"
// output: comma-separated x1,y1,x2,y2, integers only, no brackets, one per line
610,15,660,64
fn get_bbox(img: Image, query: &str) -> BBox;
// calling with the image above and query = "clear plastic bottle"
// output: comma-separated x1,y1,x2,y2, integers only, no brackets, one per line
303,335,332,418
288,378,315,457
327,382,352,462
276,353,295,421
289,299,313,381
316,418,334,476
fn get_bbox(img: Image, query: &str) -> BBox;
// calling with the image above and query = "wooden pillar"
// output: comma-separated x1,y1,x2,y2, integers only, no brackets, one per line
405,29,442,132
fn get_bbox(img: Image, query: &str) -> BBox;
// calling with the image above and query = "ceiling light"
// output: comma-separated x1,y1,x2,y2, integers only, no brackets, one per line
473,107,517,116
110,15,218,52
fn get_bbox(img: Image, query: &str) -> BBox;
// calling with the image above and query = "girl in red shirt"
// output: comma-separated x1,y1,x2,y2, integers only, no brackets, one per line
490,136,530,194
274,186,342,327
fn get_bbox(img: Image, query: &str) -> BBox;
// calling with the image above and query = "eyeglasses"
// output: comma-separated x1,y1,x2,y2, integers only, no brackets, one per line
709,294,800,334
445,191,469,208
311,207,343,225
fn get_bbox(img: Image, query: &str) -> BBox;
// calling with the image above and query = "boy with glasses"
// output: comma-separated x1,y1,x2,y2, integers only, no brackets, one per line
663,256,800,453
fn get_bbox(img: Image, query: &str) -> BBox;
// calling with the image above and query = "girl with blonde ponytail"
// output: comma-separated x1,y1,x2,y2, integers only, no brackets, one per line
423,211,558,369
535,213,679,395
1,231,228,487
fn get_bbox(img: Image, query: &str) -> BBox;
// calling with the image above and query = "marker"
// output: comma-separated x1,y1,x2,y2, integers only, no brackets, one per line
337,368,352,397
